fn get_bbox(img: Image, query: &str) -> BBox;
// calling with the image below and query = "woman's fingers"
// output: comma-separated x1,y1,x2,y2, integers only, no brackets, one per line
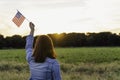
29,22,35,30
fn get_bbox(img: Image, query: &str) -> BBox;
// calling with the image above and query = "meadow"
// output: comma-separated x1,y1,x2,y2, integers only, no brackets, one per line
0,47,120,80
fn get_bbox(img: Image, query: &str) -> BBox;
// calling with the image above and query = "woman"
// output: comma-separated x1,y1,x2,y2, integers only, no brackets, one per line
25,22,61,80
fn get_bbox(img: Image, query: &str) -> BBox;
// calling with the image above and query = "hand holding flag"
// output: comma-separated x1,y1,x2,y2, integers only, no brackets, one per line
29,22,35,35
12,10,35,35
29,22,35,30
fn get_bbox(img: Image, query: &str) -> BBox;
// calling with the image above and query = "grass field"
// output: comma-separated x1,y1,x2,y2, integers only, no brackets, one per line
0,47,120,80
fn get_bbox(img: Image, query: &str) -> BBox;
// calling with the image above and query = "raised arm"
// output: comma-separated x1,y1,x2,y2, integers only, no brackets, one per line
25,22,35,62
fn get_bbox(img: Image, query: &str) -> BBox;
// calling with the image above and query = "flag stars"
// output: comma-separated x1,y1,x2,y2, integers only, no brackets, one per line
16,12,22,19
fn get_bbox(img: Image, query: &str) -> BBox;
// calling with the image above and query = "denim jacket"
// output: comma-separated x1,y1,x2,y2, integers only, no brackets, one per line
25,35,61,80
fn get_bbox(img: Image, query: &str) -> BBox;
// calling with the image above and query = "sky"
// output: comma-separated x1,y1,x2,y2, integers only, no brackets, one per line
0,0,120,37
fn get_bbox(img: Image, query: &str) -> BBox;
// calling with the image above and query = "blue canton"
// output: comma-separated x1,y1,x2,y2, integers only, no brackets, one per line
16,12,22,19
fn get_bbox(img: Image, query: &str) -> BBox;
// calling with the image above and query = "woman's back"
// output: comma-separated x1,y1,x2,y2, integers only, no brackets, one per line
25,22,61,80
28,57,60,80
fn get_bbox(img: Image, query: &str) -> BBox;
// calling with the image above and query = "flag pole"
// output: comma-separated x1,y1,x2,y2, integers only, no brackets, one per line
17,9,30,22
25,18,30,22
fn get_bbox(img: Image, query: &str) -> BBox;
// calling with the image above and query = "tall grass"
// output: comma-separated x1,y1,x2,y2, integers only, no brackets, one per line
0,47,120,80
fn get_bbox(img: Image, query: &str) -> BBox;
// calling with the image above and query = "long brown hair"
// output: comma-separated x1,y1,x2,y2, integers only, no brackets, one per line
33,35,56,63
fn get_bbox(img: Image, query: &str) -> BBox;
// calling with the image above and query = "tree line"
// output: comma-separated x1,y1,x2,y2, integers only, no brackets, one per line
0,32,120,49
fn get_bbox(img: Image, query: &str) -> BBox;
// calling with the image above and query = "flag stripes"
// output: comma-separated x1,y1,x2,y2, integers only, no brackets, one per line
12,11,25,27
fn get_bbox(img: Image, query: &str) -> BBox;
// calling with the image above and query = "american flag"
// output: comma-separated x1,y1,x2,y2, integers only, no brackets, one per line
12,11,25,27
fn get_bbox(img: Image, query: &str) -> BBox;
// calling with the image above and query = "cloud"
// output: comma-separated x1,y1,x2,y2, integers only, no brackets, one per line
0,0,120,36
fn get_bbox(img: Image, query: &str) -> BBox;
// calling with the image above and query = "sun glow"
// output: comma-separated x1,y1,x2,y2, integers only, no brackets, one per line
0,0,120,37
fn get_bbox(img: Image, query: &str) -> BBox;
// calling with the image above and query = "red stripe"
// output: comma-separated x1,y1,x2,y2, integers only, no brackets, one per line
12,15,25,27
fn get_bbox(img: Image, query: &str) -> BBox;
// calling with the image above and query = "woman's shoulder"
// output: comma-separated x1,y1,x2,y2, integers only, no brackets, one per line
46,57,59,65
